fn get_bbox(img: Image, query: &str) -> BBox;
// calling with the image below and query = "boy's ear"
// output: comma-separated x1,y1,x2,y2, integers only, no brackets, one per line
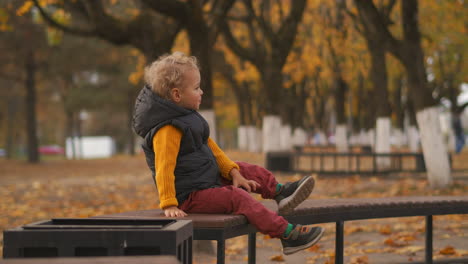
170,88,181,102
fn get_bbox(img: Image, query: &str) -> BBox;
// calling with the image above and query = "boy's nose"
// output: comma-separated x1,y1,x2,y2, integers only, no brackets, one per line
200,89,204,95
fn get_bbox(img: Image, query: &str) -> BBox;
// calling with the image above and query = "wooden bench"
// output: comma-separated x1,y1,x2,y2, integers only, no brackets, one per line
95,196,468,264
0,256,179,264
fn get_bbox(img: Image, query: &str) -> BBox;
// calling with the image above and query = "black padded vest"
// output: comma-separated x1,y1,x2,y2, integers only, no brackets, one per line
133,86,221,204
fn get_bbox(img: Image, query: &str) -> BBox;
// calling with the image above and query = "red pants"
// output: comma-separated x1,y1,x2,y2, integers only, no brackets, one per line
179,162,289,238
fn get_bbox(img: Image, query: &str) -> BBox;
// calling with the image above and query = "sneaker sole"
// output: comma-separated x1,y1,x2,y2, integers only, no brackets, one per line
278,176,315,214
283,227,324,255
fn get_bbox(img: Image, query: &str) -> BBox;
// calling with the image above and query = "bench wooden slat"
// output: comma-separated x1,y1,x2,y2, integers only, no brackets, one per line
0,256,179,264
96,211,247,228
96,196,468,228
264,196,468,224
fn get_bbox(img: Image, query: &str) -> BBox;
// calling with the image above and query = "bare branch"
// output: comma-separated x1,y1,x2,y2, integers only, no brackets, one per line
207,0,235,46
276,0,307,64
31,0,96,36
219,20,257,66
140,0,188,22
243,0,276,43
354,0,404,60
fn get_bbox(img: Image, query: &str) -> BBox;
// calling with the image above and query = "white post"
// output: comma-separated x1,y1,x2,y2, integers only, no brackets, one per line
375,117,391,168
416,106,452,188
335,124,348,152
199,110,217,142
237,125,248,151
408,126,419,152
280,125,292,151
369,129,376,150
247,126,261,152
292,128,307,147
262,115,282,152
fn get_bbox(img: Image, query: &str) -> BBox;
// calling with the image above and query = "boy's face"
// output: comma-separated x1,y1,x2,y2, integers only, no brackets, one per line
176,68,203,110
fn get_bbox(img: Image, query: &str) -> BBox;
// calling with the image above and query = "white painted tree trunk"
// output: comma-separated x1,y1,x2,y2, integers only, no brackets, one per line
280,125,292,151
335,124,348,152
262,115,282,152
358,130,369,145
237,126,248,151
368,129,375,150
392,128,406,148
375,117,391,168
416,106,452,188
292,128,307,147
199,110,217,142
247,126,261,152
408,126,419,152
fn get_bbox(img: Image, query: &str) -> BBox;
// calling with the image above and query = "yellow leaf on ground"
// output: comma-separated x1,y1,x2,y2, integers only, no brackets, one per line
384,238,407,247
439,246,456,255
351,255,369,264
395,246,424,254
307,244,321,252
270,255,285,262
379,225,392,235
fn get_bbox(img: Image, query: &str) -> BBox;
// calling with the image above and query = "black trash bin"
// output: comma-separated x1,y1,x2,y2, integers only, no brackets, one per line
415,154,426,172
266,152,293,172
3,218,192,264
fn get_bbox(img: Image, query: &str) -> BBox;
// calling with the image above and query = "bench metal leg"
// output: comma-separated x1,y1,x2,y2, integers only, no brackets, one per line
217,239,225,264
248,233,256,264
335,221,344,264
426,215,433,264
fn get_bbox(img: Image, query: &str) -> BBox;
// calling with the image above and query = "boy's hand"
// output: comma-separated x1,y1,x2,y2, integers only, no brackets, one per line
230,168,260,193
164,206,187,217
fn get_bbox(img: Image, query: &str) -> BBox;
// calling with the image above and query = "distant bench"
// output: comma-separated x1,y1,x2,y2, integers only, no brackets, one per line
95,196,468,264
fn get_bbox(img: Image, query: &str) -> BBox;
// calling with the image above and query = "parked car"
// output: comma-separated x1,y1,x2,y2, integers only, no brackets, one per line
39,145,64,155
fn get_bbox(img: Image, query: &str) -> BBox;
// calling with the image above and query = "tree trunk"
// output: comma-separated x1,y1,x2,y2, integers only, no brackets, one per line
392,75,405,130
262,115,282,152
25,50,39,163
334,77,348,152
368,43,391,166
355,0,451,187
400,0,450,187
127,90,136,156
5,97,20,159
261,65,284,115
65,110,76,159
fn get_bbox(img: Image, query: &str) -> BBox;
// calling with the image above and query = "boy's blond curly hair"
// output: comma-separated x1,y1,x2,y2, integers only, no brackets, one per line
144,52,199,99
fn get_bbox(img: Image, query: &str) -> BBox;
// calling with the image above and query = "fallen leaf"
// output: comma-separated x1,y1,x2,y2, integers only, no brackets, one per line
307,244,321,252
351,255,369,264
270,255,285,262
439,246,456,255
345,226,364,235
379,225,392,235
395,246,424,254
384,238,408,247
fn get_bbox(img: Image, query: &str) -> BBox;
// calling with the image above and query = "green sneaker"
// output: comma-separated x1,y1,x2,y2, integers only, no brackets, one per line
281,225,324,255
274,176,315,214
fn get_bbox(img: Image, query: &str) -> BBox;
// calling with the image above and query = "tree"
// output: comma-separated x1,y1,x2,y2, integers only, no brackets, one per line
221,0,307,151
354,0,452,187
221,0,306,116
0,0,51,163
349,0,396,163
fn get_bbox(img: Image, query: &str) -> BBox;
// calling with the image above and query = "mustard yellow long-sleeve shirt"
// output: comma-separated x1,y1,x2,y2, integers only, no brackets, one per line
153,125,239,209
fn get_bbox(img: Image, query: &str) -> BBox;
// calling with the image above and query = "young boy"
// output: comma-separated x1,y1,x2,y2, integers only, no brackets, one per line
133,52,324,255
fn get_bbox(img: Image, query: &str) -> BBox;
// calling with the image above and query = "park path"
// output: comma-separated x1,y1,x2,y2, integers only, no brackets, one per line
1,151,467,263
